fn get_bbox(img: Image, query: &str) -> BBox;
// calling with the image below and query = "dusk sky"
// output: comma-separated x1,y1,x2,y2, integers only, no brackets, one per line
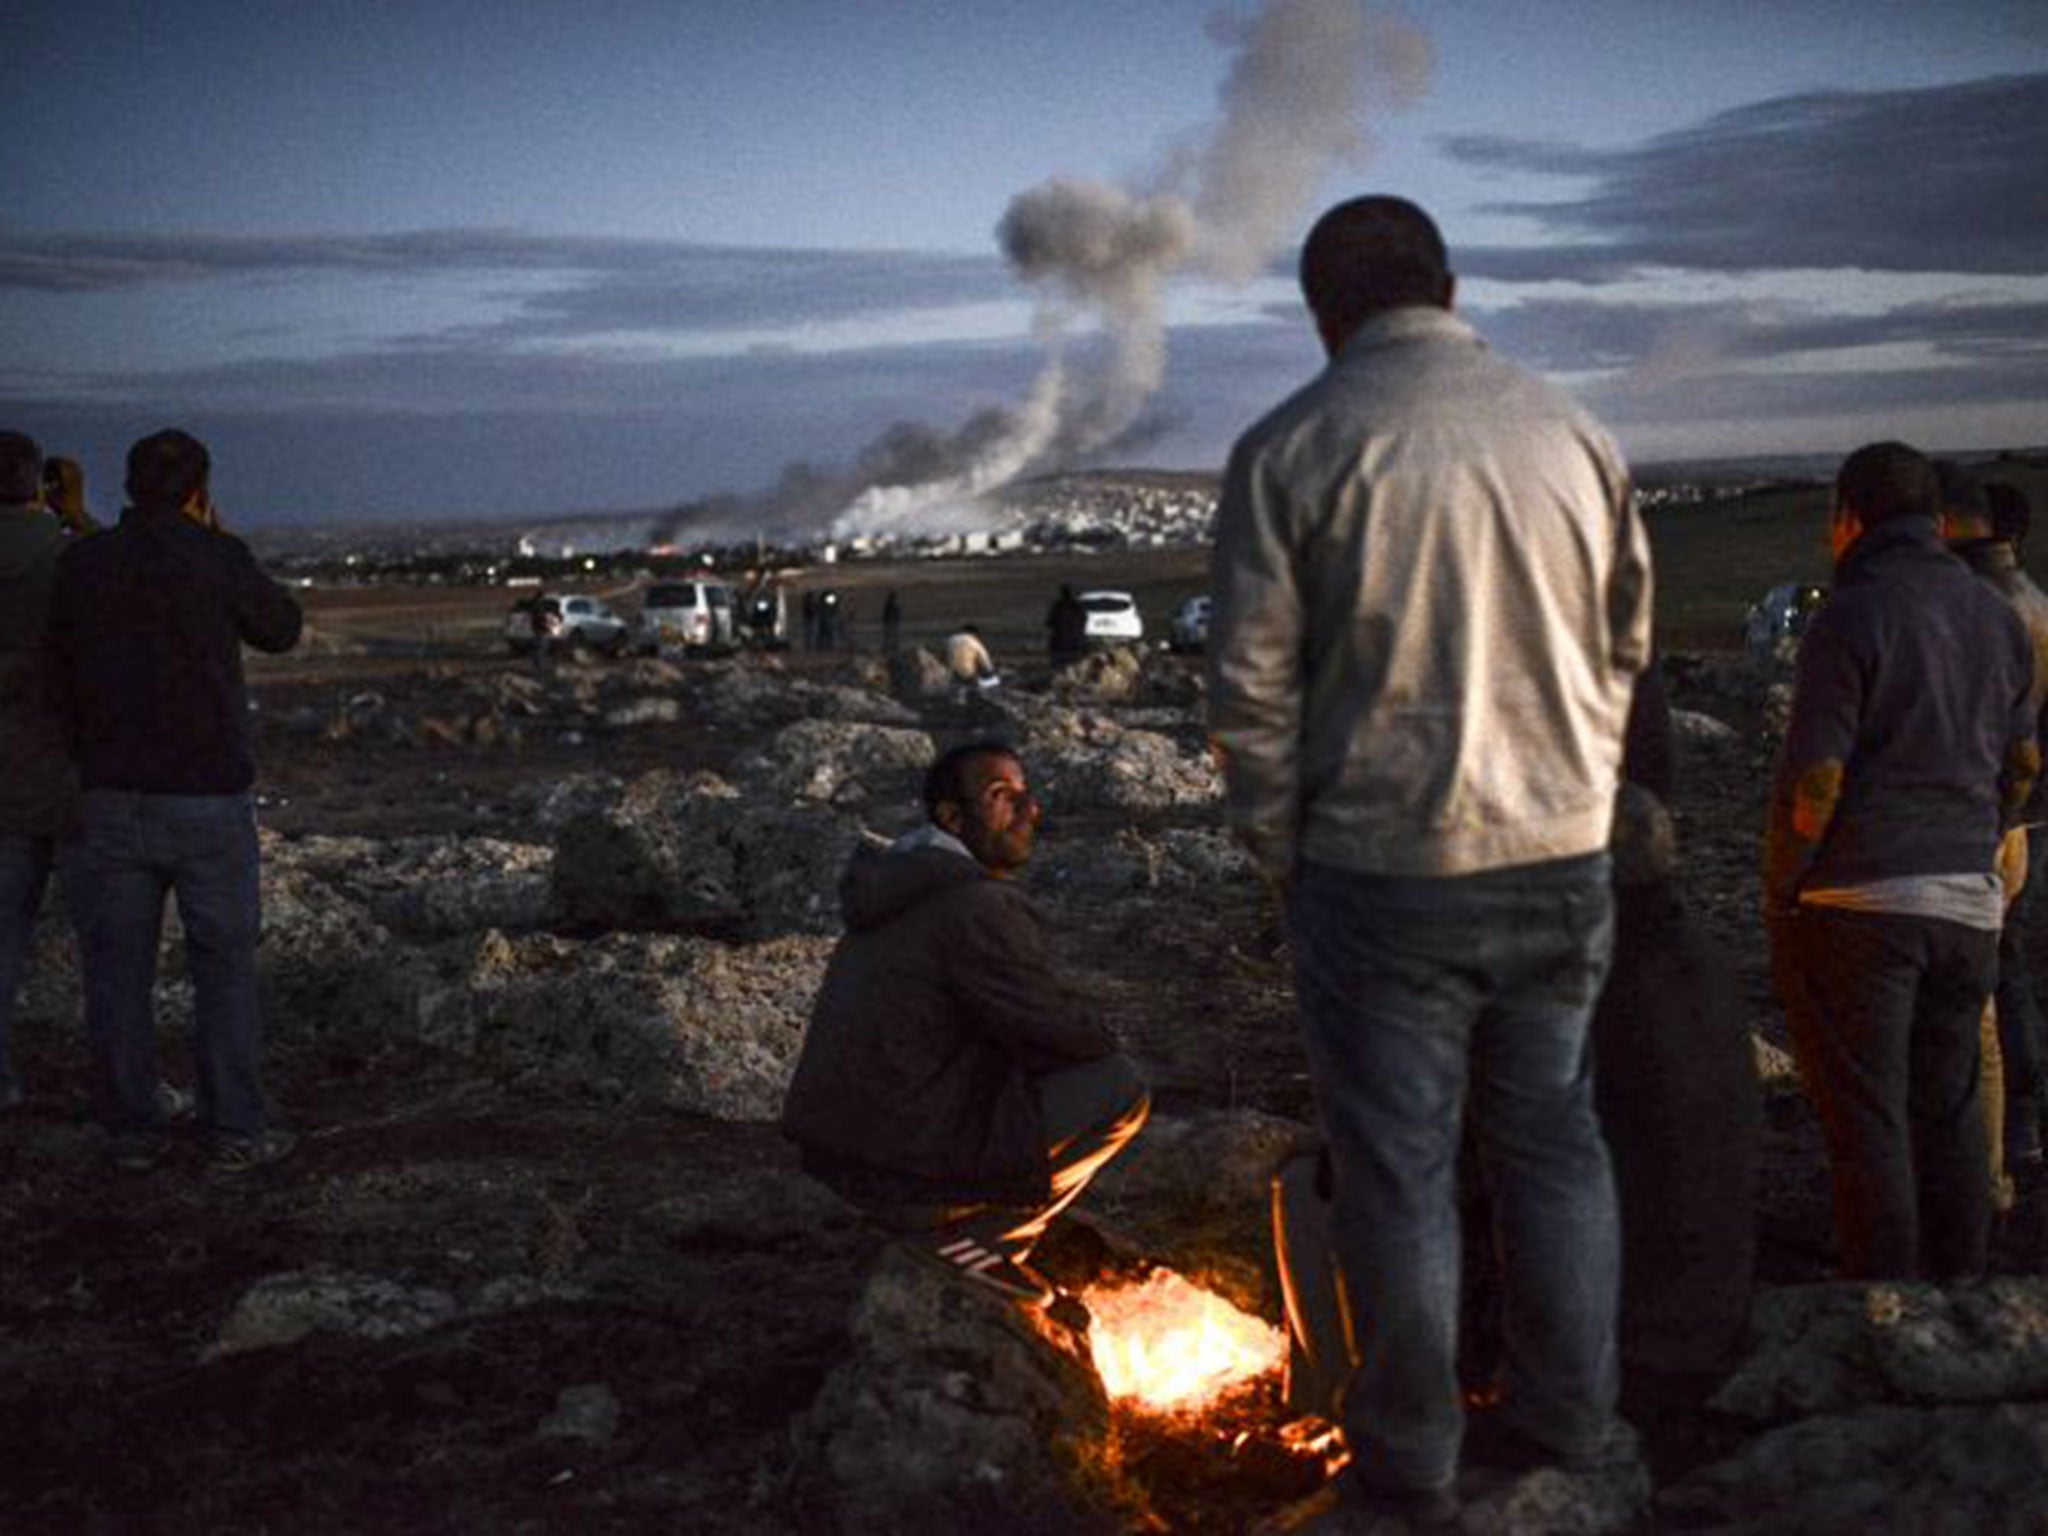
5,1,2046,530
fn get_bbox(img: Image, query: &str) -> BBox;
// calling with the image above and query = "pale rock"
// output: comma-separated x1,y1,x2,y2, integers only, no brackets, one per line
206,1266,458,1359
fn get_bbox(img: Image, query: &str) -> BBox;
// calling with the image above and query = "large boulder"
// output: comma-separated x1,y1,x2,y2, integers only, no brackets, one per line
735,719,936,808
791,1247,1120,1534
408,928,829,1120
1050,646,1145,704
1036,728,1222,814
257,850,420,1059
271,832,555,936
550,770,867,938
1659,1403,2048,1533
887,645,955,705
1711,1279,2048,1422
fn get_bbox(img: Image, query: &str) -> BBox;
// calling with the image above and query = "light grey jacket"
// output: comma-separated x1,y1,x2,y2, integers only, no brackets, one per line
1206,306,1652,879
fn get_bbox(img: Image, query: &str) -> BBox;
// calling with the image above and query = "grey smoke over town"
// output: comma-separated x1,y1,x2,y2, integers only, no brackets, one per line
655,0,1429,547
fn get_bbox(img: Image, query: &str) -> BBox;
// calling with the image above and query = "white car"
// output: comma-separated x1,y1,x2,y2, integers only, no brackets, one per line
1078,589,1143,646
504,593,629,655
640,579,737,653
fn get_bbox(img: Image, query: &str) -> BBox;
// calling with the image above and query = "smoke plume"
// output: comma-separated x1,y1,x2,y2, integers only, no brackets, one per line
829,0,1429,540
657,2,1428,549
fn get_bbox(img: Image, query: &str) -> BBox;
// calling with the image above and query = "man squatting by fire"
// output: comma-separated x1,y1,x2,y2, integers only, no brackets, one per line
781,739,1151,1306
1209,195,1651,1528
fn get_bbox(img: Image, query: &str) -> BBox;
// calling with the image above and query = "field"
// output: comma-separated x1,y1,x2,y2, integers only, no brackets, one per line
6,463,2048,1531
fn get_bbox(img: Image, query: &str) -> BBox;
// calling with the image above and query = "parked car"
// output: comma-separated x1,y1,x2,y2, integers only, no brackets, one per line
640,579,737,654
1168,594,1211,654
504,594,559,654
1078,589,1144,647
507,593,626,655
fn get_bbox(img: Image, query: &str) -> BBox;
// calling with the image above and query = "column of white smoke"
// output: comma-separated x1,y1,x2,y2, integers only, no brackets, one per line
832,0,1430,541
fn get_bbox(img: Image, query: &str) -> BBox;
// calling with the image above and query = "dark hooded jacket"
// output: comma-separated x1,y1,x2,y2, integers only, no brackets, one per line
781,839,1114,1205
47,504,301,795
0,507,79,836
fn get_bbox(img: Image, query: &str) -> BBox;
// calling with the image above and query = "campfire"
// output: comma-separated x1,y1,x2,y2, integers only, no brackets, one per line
1080,1269,1287,1412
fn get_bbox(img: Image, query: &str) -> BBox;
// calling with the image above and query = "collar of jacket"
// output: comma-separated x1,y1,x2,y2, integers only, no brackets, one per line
1836,515,1947,579
1332,304,1478,364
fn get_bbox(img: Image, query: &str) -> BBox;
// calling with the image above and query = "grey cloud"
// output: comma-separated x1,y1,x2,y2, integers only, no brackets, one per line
1468,295,2048,375
1587,354,2048,429
0,230,1013,333
1447,73,2048,277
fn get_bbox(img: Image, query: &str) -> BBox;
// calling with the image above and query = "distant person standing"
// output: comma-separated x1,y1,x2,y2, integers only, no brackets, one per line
817,587,845,650
1767,442,2036,1280
47,429,304,1172
801,588,821,651
1045,583,1085,666
529,595,562,683
1938,464,2048,1169
0,430,81,1113
1210,196,1649,1527
882,589,903,654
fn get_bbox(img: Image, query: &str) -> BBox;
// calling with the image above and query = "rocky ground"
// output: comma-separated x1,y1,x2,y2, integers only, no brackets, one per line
3,573,2048,1533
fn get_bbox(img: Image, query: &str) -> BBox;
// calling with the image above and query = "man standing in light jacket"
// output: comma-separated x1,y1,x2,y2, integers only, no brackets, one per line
781,739,1149,1306
1209,196,1651,1526
47,429,303,1173
0,430,81,1113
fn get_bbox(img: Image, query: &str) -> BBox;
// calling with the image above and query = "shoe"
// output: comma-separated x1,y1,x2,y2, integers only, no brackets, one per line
210,1127,297,1173
899,1231,1055,1306
156,1082,196,1123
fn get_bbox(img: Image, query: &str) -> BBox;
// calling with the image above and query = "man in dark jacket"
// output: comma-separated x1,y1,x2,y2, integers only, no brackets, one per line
1939,464,2048,1168
47,429,303,1172
1767,442,2037,1280
782,740,1149,1303
0,430,80,1112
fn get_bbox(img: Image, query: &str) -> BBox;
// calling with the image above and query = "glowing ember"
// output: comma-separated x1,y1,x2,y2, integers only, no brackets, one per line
1082,1270,1287,1411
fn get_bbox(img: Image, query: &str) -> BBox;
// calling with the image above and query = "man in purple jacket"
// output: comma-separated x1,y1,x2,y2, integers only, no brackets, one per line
1767,441,2037,1279
47,430,302,1173
782,739,1150,1305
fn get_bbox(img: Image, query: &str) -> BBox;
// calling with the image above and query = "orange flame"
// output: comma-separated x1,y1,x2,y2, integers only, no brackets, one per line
1082,1270,1287,1412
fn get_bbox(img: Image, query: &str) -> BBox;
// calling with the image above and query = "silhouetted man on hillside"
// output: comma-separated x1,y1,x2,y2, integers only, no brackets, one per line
1209,195,1650,1527
48,430,303,1172
1768,442,2036,1280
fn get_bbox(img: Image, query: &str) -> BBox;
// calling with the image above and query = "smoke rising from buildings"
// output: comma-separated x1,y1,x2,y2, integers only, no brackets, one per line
829,0,1429,540
655,0,1429,548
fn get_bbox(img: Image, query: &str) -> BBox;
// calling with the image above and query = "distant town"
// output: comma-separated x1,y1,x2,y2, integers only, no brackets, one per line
250,450,2044,590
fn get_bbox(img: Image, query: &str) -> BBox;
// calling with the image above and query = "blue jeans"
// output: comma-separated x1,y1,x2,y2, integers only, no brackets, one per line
1288,854,1621,1492
71,790,267,1137
0,832,75,1098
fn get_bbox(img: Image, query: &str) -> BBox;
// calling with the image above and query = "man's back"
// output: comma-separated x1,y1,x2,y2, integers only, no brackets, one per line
1788,520,2031,889
1209,304,1650,879
50,507,301,795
